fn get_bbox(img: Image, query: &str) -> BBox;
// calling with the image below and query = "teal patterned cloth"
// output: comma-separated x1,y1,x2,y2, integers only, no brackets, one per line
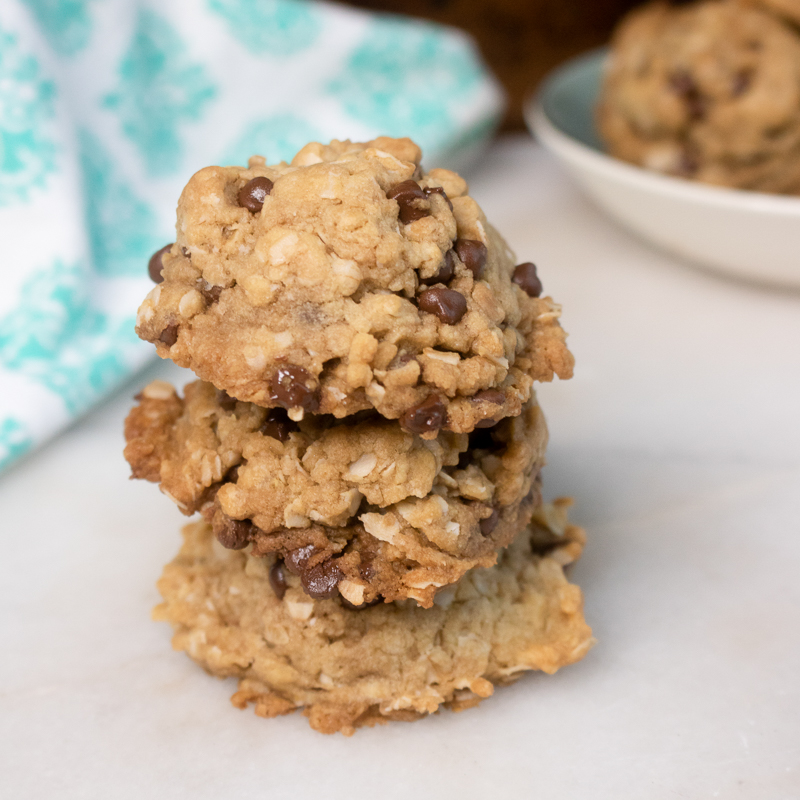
0,0,504,474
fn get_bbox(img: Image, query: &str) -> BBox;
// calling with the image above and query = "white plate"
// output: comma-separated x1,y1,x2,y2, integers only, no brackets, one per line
526,49,800,288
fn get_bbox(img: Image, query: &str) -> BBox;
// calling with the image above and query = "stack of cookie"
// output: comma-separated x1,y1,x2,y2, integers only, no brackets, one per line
124,137,594,735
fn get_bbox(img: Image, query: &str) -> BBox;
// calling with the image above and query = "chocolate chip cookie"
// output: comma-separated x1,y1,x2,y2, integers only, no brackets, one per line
136,137,573,433
153,500,594,735
125,378,548,607
598,0,800,194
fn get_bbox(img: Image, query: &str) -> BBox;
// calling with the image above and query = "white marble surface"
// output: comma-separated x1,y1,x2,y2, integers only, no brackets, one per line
2,136,799,799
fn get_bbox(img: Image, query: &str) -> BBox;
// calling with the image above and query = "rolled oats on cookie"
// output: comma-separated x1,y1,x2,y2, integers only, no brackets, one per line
125,378,548,607
153,501,594,735
136,137,573,433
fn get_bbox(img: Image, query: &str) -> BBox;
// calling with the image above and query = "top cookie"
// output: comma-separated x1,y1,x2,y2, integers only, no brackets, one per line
136,137,573,434
598,0,800,194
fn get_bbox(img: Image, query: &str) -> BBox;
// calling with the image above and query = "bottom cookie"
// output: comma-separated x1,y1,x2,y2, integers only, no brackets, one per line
154,500,594,735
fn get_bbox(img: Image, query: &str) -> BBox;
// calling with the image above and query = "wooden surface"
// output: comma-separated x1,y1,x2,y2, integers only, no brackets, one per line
345,0,643,129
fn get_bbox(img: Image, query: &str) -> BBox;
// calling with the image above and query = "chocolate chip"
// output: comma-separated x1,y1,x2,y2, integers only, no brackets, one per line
216,389,238,411
158,323,179,347
512,262,543,297
269,365,320,413
418,287,467,325
213,516,252,550
387,180,429,225
388,352,415,370
471,389,505,405
400,394,447,435
454,239,487,279
148,244,173,283
181,246,191,259
360,558,377,582
669,71,706,120
423,185,453,211
420,249,455,286
237,176,273,213
387,179,426,202
301,559,344,599
284,544,317,574
732,71,752,97
197,279,222,304
260,408,298,442
687,96,707,121
475,417,498,429
480,508,499,536
669,71,696,96
269,561,287,600
284,545,343,599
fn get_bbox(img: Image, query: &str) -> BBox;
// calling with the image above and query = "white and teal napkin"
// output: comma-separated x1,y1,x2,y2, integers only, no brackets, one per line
0,0,504,474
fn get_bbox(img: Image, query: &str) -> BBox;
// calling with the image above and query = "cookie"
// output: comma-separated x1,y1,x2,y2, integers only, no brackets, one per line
598,0,800,194
153,500,594,735
135,137,573,434
125,379,548,607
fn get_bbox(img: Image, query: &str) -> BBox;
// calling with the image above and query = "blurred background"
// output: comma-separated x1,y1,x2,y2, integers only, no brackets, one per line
350,0,641,129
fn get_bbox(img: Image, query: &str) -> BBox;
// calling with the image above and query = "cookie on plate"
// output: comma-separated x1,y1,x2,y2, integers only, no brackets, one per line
136,137,573,433
153,500,594,735
598,0,800,194
125,379,548,607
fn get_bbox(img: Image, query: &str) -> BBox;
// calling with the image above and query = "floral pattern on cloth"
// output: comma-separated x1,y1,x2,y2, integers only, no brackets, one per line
208,0,322,57
219,113,324,168
0,0,503,474
103,9,217,176
79,129,163,276
0,261,141,414
0,418,33,471
328,17,488,161
0,23,57,205
20,0,97,57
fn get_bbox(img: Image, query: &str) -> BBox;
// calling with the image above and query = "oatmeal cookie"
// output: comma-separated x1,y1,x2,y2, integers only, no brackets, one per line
135,137,573,433
598,0,800,193
125,379,548,607
153,500,594,735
